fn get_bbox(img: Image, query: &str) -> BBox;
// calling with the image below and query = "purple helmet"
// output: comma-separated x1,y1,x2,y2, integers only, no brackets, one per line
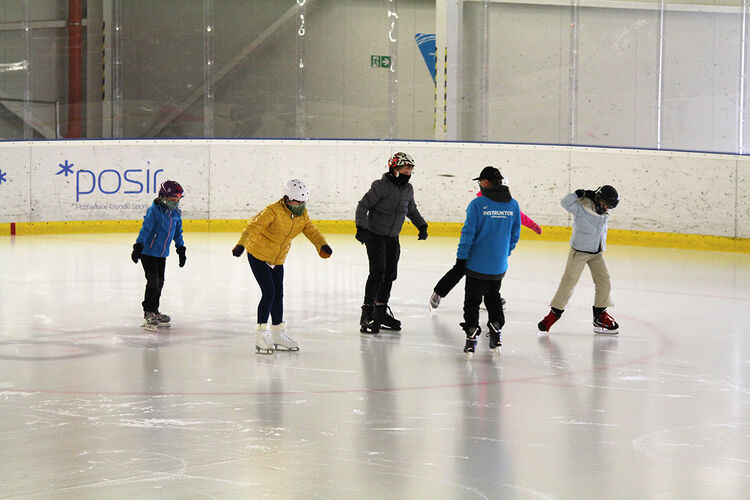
159,180,184,198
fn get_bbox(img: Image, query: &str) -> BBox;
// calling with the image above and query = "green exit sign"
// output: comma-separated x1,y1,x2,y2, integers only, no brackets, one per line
370,55,391,68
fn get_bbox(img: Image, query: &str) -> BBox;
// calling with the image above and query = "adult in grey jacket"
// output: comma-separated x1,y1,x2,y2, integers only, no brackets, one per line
537,185,621,335
356,152,428,334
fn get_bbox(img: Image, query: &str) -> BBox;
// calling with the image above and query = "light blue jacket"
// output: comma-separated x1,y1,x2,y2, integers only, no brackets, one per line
562,192,608,253
457,195,521,276
136,199,184,258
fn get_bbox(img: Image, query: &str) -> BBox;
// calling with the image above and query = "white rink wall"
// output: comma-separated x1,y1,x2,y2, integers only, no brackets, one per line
0,139,748,238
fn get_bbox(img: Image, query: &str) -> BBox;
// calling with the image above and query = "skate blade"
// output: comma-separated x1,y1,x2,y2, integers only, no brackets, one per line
490,346,502,354
255,346,274,355
464,351,474,360
593,328,619,335
360,325,379,334
141,325,157,333
157,323,171,328
274,345,300,351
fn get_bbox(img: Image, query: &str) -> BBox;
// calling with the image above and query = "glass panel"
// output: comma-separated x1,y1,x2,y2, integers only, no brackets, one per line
120,0,205,138
575,5,660,149
462,2,573,144
661,1,743,153
0,2,66,140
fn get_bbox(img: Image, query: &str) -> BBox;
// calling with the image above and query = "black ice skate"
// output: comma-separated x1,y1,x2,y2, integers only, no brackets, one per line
461,323,480,359
538,309,561,333
360,304,379,334
374,304,401,331
142,312,158,333
487,321,502,353
155,312,171,328
593,309,619,334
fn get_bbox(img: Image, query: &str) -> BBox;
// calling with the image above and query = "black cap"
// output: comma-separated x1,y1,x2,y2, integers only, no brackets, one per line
473,166,503,182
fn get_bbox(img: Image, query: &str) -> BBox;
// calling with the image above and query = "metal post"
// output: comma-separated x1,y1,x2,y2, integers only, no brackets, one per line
387,0,399,140
479,0,489,141
22,0,32,140
656,0,665,150
296,0,307,138
568,0,579,145
204,0,215,138
112,0,123,138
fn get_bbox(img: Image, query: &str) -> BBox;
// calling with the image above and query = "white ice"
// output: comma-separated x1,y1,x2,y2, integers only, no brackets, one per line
1,232,749,499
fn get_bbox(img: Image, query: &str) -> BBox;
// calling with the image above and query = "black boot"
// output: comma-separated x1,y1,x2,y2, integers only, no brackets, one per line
460,322,480,356
487,321,502,352
374,304,401,331
360,304,379,334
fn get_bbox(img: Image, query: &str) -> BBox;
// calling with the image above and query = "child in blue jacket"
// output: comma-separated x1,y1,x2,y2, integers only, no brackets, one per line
456,166,520,357
131,180,186,332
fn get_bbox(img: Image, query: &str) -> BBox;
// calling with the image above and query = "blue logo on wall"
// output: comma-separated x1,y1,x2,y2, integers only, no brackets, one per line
0,169,7,185
415,33,436,83
57,159,165,202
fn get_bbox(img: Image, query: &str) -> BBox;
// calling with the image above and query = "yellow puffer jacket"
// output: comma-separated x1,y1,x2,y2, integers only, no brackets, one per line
237,199,328,265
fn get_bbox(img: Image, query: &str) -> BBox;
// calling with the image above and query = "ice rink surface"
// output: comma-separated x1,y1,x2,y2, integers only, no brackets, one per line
1,231,749,499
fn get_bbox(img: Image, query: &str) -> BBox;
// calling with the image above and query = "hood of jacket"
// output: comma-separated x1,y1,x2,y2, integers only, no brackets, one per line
480,185,511,203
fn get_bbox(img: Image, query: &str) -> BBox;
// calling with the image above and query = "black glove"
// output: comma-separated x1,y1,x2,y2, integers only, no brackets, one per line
575,189,585,198
455,258,466,271
320,244,333,258
418,225,428,240
232,244,245,257
355,227,370,245
176,246,186,268
131,243,143,264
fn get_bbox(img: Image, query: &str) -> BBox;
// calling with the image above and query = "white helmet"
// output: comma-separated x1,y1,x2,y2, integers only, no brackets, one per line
281,178,309,202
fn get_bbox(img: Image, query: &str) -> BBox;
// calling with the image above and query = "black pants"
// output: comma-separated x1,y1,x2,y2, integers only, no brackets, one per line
364,234,400,304
463,274,505,329
141,255,166,314
434,262,466,297
248,252,284,325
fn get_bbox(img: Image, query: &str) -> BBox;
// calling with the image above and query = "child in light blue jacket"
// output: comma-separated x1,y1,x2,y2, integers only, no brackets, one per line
131,180,186,331
538,185,620,335
456,166,521,357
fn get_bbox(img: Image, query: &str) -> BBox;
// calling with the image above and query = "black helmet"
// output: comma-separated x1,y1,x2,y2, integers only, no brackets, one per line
595,185,619,209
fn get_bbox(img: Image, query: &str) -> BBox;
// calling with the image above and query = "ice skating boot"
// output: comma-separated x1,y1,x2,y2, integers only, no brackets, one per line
461,323,480,359
487,321,502,353
429,292,442,310
142,311,158,332
593,308,619,334
270,322,299,351
360,304,379,334
255,323,274,354
538,309,562,333
155,312,171,328
374,304,401,331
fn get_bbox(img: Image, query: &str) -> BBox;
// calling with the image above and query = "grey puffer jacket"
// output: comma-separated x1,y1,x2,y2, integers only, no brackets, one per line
561,192,609,253
356,173,427,237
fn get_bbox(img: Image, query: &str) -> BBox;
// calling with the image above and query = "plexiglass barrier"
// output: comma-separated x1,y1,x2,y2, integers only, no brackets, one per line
0,0,747,153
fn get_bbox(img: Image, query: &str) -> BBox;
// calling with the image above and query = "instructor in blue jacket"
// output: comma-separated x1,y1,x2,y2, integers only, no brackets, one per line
456,166,520,357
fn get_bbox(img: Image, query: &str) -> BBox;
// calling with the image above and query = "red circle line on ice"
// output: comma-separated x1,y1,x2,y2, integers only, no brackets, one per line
1,313,670,397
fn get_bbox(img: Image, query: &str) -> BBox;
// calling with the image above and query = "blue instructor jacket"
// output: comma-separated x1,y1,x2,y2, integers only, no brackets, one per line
457,187,521,277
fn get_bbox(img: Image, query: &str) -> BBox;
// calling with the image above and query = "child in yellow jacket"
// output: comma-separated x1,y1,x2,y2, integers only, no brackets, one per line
232,179,332,353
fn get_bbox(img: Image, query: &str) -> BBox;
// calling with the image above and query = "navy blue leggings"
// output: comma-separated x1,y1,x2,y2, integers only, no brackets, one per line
247,253,284,325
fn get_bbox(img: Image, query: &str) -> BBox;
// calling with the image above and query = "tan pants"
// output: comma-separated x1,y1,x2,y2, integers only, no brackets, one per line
550,248,613,310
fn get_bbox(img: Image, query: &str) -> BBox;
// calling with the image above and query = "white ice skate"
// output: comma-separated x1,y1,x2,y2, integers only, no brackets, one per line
255,323,274,354
271,322,299,351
